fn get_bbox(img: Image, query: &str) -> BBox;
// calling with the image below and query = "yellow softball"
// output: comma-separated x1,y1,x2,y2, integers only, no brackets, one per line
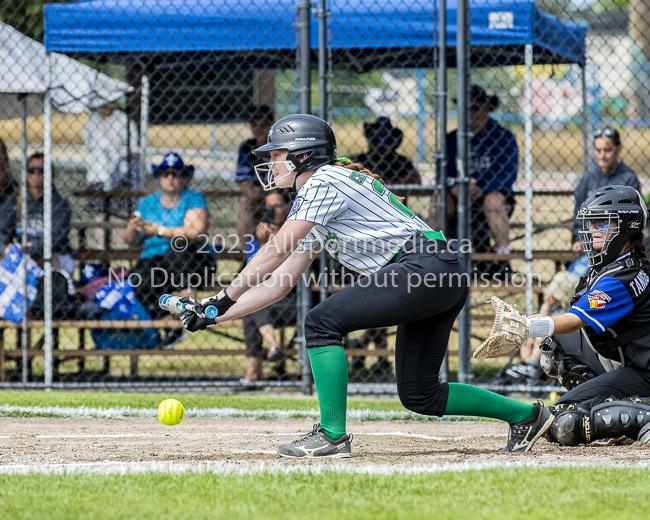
157,398,184,426
549,391,560,403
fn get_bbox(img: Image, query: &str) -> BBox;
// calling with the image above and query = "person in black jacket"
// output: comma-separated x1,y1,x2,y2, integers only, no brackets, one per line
0,137,18,253
235,105,275,248
0,152,73,275
571,127,640,252
535,186,650,446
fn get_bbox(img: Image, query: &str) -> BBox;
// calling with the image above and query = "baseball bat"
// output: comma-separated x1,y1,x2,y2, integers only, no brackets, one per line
158,294,218,319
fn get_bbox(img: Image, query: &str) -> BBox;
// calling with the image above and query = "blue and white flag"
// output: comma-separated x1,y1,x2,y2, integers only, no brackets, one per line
94,281,138,319
0,244,43,324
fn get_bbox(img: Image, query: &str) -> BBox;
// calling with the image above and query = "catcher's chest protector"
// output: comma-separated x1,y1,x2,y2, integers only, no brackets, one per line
575,253,650,368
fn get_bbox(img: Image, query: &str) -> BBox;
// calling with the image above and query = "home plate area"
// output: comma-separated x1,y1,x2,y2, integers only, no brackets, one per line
1,417,648,473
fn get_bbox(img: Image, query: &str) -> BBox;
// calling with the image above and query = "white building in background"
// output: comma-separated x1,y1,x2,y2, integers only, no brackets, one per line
364,70,424,117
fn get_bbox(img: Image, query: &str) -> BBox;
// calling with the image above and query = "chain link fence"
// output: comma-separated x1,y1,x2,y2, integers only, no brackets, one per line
0,0,647,394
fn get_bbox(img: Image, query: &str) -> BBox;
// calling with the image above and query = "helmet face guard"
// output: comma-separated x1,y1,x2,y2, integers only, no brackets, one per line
577,212,621,268
254,159,296,191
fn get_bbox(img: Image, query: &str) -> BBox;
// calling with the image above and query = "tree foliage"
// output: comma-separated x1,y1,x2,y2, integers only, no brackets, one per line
0,0,67,43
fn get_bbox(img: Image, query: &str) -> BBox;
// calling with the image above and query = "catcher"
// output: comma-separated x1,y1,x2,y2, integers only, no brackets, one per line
475,185,650,446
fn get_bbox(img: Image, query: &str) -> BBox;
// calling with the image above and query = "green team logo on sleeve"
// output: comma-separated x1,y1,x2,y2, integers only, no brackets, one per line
349,172,365,184
324,230,340,260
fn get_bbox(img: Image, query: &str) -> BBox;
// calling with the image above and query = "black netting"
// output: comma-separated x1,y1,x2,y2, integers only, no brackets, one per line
0,1,646,396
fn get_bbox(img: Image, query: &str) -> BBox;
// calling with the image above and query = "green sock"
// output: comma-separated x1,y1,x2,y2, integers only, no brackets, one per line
444,383,534,424
308,345,348,440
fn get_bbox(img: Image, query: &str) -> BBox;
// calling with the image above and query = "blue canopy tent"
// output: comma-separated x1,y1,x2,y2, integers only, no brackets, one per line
44,0,586,68
42,0,588,387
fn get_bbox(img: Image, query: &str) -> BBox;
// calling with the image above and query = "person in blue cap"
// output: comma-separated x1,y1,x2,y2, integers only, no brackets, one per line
124,152,211,348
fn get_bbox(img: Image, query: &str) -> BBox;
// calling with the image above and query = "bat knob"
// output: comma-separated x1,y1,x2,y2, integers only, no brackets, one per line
204,306,218,319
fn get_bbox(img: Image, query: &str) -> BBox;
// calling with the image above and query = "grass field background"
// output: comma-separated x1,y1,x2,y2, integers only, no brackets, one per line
1,466,647,520
0,390,405,413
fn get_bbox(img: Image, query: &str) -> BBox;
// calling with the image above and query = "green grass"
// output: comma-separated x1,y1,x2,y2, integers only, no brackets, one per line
1,467,647,520
0,390,405,413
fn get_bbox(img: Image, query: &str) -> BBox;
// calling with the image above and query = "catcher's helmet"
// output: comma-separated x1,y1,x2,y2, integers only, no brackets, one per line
577,185,648,269
252,114,337,190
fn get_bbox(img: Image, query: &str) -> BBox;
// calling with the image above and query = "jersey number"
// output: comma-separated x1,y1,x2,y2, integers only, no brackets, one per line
349,172,414,218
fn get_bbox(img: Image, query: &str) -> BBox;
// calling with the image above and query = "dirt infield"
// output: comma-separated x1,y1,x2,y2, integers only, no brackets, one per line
1,417,648,468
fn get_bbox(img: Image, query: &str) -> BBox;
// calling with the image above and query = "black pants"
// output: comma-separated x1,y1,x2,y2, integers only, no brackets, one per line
304,236,469,417
554,331,650,404
243,290,297,358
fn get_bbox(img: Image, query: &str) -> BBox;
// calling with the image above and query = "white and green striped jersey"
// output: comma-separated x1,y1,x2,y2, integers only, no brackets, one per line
287,164,436,276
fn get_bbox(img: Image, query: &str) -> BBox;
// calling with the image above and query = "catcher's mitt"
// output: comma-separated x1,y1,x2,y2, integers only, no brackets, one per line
473,296,529,359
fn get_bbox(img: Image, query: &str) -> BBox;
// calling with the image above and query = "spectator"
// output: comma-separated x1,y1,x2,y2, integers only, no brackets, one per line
241,190,296,383
0,137,17,252
351,117,420,376
430,85,518,273
0,153,73,275
506,271,579,382
84,101,138,190
354,117,421,185
124,152,211,349
571,127,640,253
235,105,274,248
84,101,139,247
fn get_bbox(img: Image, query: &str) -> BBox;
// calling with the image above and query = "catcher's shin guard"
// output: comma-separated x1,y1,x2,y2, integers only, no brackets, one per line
590,399,650,441
547,397,650,445
546,402,591,446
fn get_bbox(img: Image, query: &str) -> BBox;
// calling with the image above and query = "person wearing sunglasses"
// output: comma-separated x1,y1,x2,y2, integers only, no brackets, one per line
430,85,519,278
571,127,640,253
0,152,73,275
124,152,211,348
0,137,17,254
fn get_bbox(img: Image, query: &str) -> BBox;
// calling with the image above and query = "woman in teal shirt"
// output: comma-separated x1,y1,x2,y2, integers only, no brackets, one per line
124,152,211,348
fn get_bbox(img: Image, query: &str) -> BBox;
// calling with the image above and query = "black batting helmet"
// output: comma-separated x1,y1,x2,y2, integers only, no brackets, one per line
253,114,337,174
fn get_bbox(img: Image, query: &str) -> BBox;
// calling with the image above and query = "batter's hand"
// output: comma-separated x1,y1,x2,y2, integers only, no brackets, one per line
200,289,236,319
179,296,215,332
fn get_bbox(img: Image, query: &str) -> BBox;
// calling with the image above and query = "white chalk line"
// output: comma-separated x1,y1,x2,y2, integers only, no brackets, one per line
36,434,148,439
0,405,477,422
1,431,503,442
1,459,650,476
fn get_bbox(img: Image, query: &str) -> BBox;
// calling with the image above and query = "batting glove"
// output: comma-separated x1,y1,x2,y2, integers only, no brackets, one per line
200,289,236,318
178,296,215,333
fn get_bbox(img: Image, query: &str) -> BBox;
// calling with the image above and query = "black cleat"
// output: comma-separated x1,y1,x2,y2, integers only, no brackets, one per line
501,402,555,453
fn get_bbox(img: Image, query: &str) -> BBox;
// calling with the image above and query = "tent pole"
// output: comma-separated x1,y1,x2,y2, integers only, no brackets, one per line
581,63,590,173
44,52,53,390
415,68,426,163
318,0,329,306
438,0,448,239
437,0,450,383
140,74,149,187
456,0,471,384
297,0,313,395
20,94,29,385
298,0,312,115
524,44,534,315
